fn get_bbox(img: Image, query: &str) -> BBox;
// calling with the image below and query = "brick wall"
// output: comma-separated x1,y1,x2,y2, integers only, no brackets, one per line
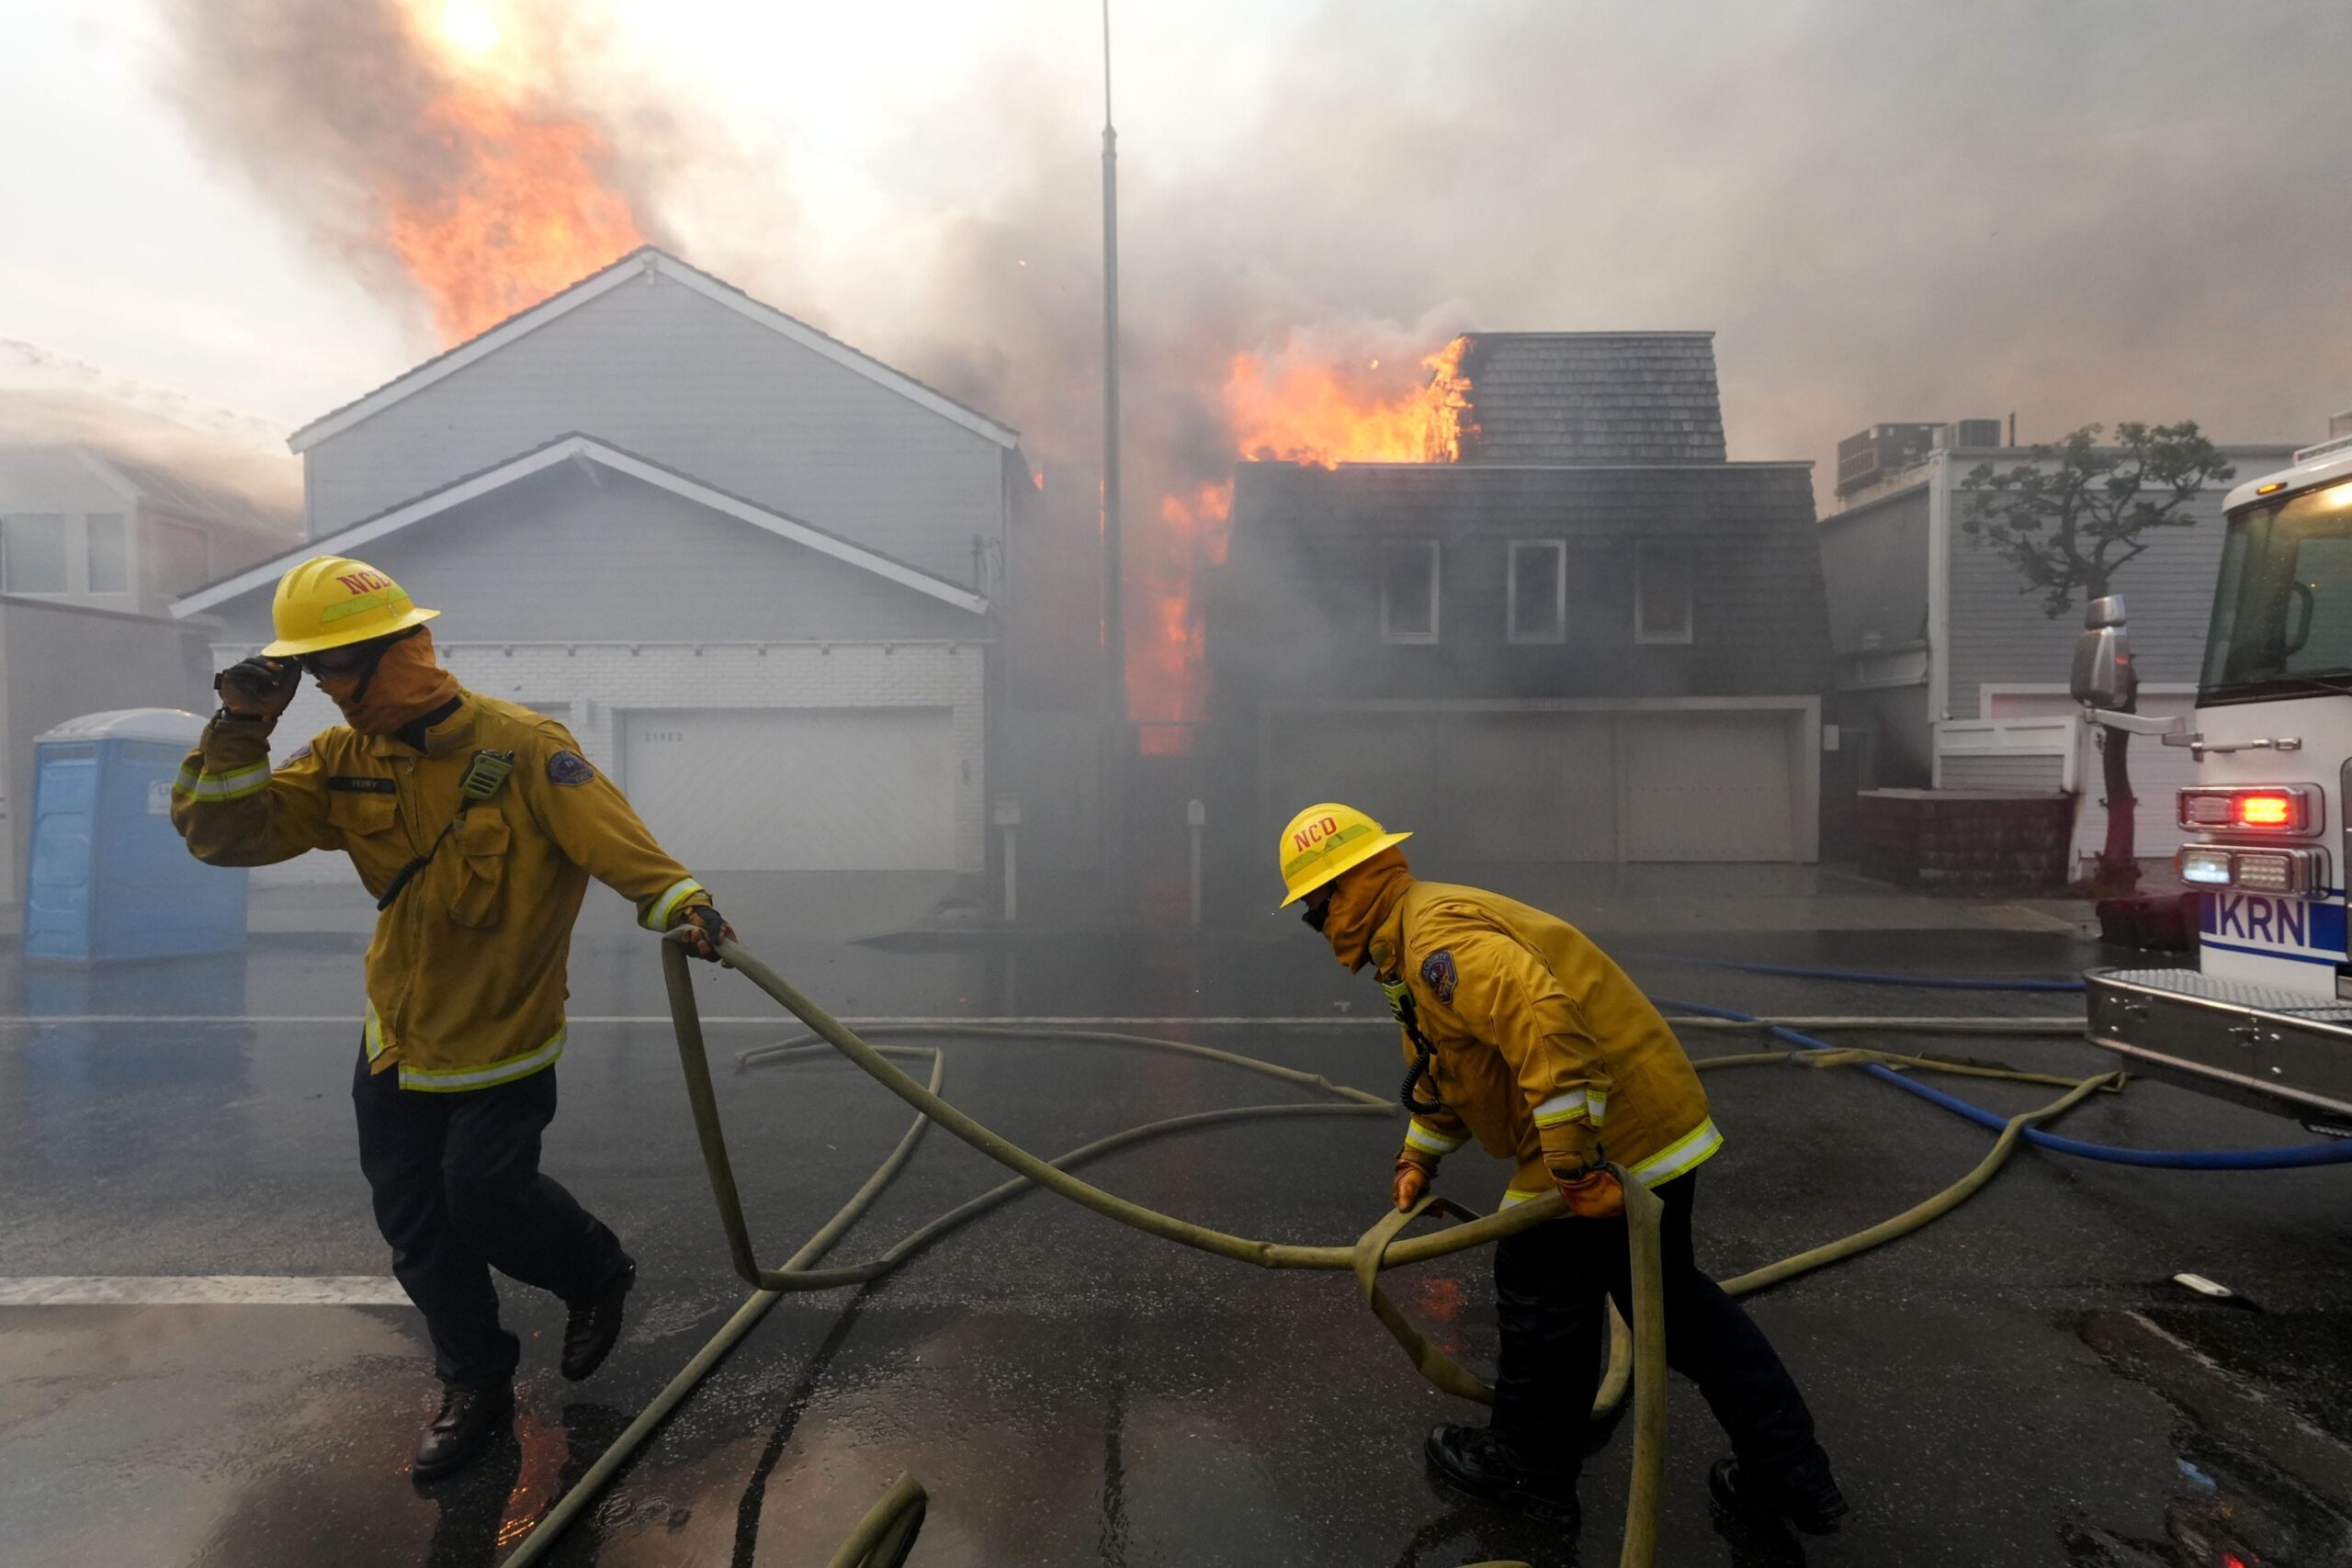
1857,787,2074,892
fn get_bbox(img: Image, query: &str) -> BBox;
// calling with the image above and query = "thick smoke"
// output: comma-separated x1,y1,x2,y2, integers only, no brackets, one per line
153,0,2352,721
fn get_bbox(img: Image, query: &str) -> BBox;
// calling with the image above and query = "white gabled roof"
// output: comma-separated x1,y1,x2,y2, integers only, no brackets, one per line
287,248,1020,455
171,434,990,619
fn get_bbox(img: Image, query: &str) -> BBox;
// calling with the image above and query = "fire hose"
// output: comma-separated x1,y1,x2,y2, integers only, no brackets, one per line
494,936,2152,1568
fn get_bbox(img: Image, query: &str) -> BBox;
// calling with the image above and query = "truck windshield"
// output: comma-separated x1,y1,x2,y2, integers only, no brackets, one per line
2200,477,2352,704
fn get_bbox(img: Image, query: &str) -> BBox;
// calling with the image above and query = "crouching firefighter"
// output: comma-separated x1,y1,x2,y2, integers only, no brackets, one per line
172,556,738,1483
1278,803,1848,1534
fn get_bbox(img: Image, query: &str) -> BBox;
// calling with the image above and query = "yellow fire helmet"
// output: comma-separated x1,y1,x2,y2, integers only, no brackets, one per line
260,555,440,659
1275,802,1412,910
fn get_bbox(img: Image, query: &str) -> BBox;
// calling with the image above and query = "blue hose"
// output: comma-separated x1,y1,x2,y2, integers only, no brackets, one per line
1656,956,2085,993
1660,996,2352,1169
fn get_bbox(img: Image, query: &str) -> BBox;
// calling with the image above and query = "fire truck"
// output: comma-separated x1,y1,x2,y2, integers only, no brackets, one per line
2078,434,2352,1130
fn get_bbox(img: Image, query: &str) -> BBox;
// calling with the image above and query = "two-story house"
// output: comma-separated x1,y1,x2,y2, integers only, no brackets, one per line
1819,426,2299,874
171,247,1037,901
0,416,300,897
1204,333,1833,891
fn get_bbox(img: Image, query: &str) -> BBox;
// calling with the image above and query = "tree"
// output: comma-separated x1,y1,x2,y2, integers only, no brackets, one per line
1960,422,2235,893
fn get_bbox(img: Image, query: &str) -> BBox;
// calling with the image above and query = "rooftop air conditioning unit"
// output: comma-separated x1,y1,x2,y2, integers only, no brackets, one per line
1951,418,2003,449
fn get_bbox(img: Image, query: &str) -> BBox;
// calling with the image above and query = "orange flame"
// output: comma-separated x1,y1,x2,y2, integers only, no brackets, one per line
384,88,644,346
1224,335,1473,467
1130,340,1472,753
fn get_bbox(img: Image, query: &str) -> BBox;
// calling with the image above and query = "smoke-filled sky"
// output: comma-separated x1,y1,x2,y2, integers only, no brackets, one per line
5,0,2349,471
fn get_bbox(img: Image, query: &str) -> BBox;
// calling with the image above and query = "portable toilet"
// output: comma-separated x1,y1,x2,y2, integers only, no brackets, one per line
24,708,248,962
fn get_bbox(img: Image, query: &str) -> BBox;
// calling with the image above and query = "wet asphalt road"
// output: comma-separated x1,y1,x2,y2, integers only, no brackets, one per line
4,919,2350,1568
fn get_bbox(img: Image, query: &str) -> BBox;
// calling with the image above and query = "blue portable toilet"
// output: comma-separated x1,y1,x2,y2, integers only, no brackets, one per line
24,708,248,962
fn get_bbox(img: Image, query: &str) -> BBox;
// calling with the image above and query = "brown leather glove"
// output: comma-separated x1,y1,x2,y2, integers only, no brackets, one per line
1554,1166,1626,1220
1392,1148,1440,1212
670,904,737,966
213,656,300,721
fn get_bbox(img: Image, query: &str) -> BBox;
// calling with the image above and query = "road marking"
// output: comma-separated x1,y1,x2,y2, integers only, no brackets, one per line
0,1013,2082,1032
0,1276,411,1306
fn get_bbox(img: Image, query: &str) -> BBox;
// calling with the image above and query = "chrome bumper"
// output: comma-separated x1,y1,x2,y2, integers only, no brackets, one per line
2086,966,2352,1118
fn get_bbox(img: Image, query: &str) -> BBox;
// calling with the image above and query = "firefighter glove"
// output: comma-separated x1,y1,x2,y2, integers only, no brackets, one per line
213,656,300,722
671,904,736,966
1553,1166,1625,1220
1393,1147,1441,1212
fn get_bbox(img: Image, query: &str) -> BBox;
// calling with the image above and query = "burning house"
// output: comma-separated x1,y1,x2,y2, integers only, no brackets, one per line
1203,332,1834,901
170,248,1044,913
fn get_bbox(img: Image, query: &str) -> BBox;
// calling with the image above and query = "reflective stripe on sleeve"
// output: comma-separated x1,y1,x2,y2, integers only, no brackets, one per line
642,878,706,932
394,1027,567,1093
1628,1117,1724,1186
1589,1090,1609,1128
1404,1119,1465,1156
172,761,270,802
1532,1089,1589,1128
1499,1186,1548,1210
363,1003,386,1063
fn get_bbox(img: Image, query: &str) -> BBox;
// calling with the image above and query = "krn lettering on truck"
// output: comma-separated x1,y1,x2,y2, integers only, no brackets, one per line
2076,433,2352,1132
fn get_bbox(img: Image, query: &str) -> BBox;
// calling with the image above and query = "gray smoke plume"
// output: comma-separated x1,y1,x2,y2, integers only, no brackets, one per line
153,0,2352,718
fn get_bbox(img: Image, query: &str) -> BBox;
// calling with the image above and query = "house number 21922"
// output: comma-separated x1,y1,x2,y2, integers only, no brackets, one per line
642,730,687,742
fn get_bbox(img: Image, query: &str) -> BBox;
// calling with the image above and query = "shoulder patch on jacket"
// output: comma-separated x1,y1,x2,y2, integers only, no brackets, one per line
547,750,595,787
1419,950,1459,1006
285,743,311,764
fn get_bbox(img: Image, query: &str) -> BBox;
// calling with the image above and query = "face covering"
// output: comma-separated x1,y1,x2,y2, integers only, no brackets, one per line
317,626,461,737
1317,847,1415,972
1301,898,1331,933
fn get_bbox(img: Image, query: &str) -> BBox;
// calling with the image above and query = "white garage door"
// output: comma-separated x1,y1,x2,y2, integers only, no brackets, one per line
624,707,955,871
1617,711,1799,862
1263,706,1803,864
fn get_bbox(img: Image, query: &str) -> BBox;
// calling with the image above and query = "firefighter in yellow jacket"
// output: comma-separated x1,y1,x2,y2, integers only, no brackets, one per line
174,556,735,1483
1279,803,1847,1534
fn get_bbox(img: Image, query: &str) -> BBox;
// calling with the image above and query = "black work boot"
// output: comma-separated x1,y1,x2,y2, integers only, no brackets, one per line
1709,1456,1850,1535
413,1381,514,1483
1424,1424,1581,1521
560,1258,635,1382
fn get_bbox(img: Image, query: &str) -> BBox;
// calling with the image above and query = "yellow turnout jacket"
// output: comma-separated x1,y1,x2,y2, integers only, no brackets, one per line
173,691,709,1091
1363,875,1722,1207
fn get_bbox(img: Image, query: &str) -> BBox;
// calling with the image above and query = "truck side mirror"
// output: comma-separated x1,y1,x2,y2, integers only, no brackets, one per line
2072,596,2136,710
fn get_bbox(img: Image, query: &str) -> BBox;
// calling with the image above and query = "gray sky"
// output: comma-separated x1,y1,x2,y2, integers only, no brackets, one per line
4,0,2348,470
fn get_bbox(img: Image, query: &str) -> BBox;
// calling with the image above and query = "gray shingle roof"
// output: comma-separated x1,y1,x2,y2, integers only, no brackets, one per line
1458,333,1725,465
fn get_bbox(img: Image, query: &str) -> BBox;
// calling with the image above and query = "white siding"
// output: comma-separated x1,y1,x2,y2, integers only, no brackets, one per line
301,272,1008,583
1942,449,2296,719
215,639,989,884
196,465,983,648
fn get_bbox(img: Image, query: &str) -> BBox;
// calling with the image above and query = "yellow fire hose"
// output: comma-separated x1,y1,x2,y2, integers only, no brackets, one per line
497,936,2123,1568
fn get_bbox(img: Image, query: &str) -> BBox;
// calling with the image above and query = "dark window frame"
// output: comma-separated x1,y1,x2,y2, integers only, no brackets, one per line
1380,539,1442,645
1635,539,1693,645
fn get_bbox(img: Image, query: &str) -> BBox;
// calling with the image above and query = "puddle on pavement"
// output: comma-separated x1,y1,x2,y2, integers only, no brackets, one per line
2071,1304,2352,1567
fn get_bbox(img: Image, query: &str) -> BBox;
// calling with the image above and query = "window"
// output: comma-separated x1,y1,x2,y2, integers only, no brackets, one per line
1508,540,1566,644
1,513,69,593
152,519,210,596
1381,540,1440,643
86,513,128,593
1635,540,1692,644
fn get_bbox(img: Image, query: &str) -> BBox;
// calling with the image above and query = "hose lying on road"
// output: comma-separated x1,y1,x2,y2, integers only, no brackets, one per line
1661,997,2352,1169
501,936,2326,1568
1651,954,2088,991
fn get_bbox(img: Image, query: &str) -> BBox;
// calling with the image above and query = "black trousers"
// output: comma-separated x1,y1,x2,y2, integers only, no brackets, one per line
352,1051,629,1386
1489,1172,1828,1485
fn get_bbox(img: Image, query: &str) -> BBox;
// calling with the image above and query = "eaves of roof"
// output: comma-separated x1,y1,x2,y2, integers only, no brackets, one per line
171,433,990,620
287,248,1019,455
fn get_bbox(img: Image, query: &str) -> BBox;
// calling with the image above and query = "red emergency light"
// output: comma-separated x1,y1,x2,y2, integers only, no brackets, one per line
2179,785,2321,836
